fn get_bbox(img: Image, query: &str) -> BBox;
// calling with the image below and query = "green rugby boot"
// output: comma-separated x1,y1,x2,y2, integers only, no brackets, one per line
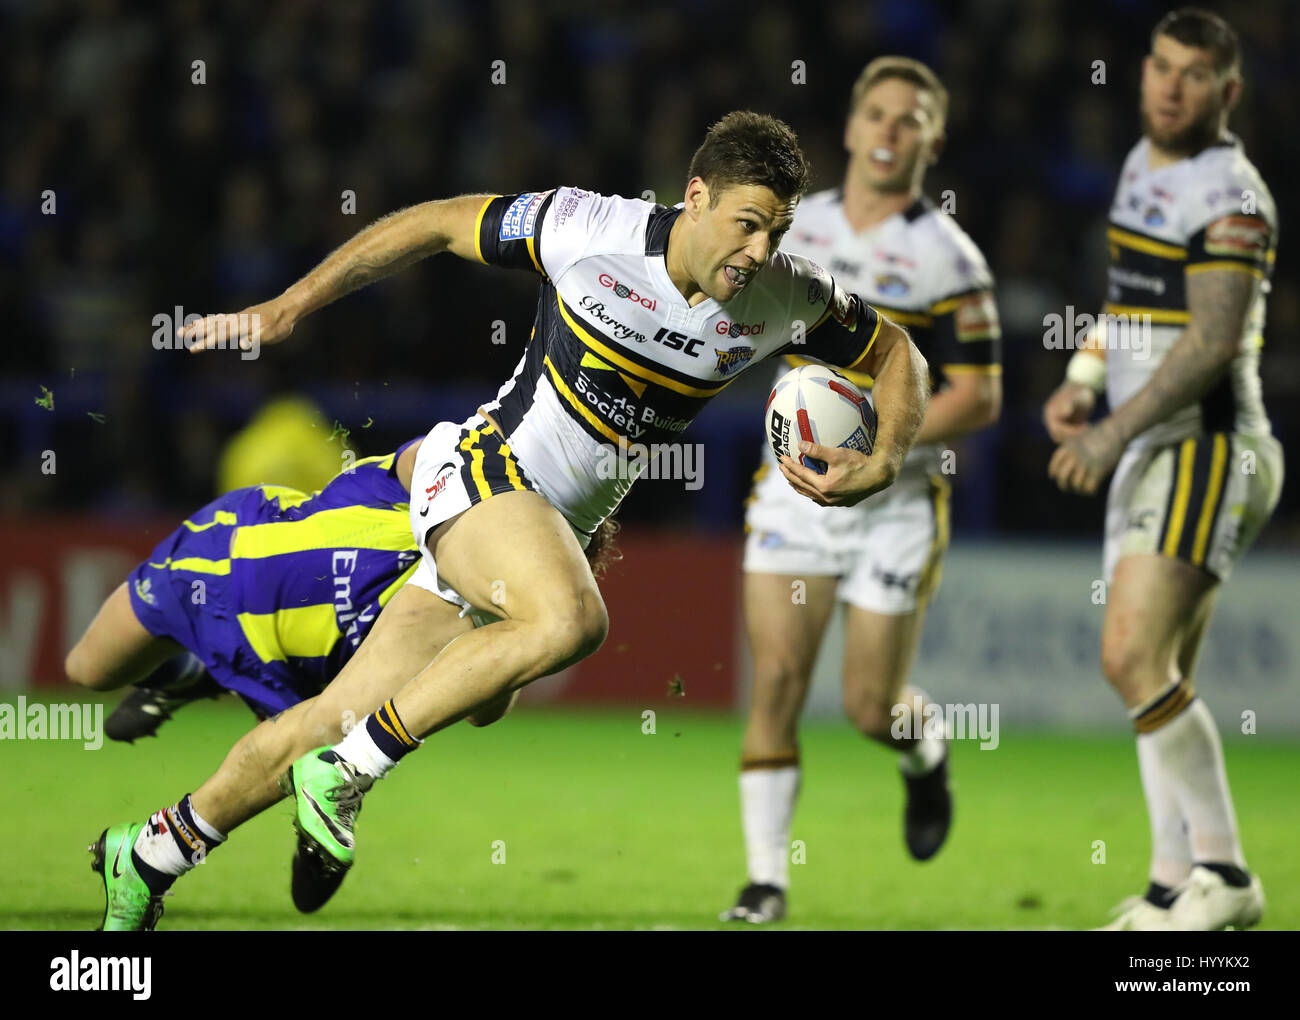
89,822,166,931
286,748,373,913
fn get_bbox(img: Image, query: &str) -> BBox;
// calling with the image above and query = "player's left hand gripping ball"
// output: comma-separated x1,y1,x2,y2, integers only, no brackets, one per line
765,364,883,506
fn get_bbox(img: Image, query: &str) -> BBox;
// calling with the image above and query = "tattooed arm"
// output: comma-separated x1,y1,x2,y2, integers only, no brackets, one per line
182,195,494,351
1048,264,1260,494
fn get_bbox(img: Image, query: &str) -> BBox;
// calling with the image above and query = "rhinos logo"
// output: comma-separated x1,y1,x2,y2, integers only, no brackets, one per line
714,345,756,376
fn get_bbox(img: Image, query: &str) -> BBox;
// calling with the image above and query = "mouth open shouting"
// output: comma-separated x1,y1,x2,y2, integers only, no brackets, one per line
724,263,756,292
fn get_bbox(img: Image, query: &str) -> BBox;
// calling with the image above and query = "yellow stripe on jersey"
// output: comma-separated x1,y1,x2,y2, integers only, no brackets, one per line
1185,261,1267,278
1162,439,1198,558
237,604,340,664
258,485,314,510
472,196,497,266
147,556,232,575
876,307,932,327
1107,227,1187,260
556,293,728,398
458,428,493,501
545,355,624,443
783,353,874,389
841,314,883,373
1102,303,1191,325
348,453,397,472
928,296,965,316
942,364,1003,376
526,232,545,277
807,300,835,333
230,505,416,561
1191,434,1229,567
182,511,239,532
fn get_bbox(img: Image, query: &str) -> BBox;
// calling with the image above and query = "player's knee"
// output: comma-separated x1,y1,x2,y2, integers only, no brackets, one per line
535,589,609,666
64,644,106,691
843,687,894,740
1100,633,1161,698
749,657,808,723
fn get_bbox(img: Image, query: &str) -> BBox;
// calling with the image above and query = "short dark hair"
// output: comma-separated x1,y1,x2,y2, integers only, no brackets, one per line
687,111,812,206
1153,7,1241,77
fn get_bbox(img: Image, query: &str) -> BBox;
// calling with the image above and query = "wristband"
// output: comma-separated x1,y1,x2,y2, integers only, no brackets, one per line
1065,350,1106,393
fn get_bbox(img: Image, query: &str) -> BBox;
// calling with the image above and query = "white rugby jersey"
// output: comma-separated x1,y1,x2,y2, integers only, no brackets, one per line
781,188,1000,478
470,187,882,534
1105,134,1276,449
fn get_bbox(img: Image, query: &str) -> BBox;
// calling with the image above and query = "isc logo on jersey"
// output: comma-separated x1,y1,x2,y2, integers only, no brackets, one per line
765,364,877,474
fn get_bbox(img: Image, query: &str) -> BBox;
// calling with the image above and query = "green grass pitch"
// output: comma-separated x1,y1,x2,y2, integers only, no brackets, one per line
4,695,1297,930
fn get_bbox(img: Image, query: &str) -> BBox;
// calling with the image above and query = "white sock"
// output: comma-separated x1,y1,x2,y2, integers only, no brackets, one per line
334,718,398,780
739,766,800,889
132,795,225,877
895,687,947,775
1144,698,1246,868
899,732,946,776
1136,732,1193,888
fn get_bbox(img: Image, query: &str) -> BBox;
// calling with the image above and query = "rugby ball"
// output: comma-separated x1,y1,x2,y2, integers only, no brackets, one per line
765,364,877,473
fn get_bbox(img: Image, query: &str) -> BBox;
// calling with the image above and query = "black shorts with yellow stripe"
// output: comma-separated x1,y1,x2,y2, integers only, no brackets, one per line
454,417,533,505
410,416,536,547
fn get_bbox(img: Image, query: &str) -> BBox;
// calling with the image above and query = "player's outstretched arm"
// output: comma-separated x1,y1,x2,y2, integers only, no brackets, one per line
780,317,929,507
1049,264,1259,494
181,194,494,352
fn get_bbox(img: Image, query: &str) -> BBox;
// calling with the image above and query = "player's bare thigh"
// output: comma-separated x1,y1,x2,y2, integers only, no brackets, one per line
1101,553,1217,709
841,604,928,742
430,489,607,657
396,438,421,490
65,582,184,691
741,571,837,757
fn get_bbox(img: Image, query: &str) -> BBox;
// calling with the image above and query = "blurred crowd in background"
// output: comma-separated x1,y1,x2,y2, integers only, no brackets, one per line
3,0,1297,543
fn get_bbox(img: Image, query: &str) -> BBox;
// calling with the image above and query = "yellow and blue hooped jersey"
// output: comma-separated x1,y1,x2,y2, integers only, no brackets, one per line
127,442,421,714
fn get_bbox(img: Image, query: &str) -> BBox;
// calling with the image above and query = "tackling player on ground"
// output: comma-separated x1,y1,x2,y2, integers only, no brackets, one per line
1043,8,1282,931
94,111,930,928
722,58,1001,923
71,445,531,928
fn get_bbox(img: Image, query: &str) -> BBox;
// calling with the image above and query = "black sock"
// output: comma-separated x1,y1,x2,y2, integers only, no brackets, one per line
130,852,175,896
365,699,420,763
1198,862,1250,888
1144,881,1176,908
